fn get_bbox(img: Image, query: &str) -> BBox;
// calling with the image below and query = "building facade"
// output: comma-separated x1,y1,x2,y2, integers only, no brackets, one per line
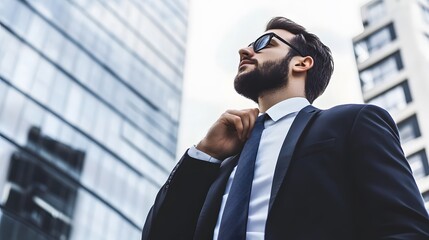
353,0,429,211
0,0,188,239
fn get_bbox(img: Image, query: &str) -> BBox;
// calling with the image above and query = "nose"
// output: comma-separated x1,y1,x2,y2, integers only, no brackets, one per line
239,46,255,60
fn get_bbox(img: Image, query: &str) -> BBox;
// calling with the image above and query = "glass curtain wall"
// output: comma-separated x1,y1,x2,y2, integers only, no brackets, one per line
0,0,188,239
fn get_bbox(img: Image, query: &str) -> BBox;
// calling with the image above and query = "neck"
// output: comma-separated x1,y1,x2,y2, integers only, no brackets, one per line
257,83,306,112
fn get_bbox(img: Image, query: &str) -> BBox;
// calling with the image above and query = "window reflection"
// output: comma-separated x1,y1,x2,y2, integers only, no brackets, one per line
2,126,86,239
15,101,45,145
42,113,62,138
0,209,48,240
1,0,188,238
4,0,181,133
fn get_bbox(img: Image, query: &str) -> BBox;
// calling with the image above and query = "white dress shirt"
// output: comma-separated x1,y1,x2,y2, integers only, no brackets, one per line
189,97,310,239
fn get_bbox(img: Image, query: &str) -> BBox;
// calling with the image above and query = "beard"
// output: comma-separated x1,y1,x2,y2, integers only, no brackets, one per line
234,55,292,103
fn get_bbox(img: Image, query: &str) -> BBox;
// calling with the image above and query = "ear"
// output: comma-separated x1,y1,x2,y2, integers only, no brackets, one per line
291,56,314,73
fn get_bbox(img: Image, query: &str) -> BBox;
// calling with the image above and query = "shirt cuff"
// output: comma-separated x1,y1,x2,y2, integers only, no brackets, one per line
188,145,222,164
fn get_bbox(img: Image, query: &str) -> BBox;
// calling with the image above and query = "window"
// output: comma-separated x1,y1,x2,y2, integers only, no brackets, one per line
0,81,7,112
422,32,429,48
58,40,79,74
425,32,429,42
48,72,70,114
121,121,175,168
423,191,429,202
359,51,403,92
78,94,97,133
63,83,84,125
72,51,93,85
421,4,429,24
31,59,56,104
354,23,396,63
368,81,412,114
397,115,421,144
423,191,429,213
26,14,48,50
407,150,429,180
5,146,78,239
0,89,26,137
12,44,39,93
41,26,64,62
9,0,32,36
363,0,386,27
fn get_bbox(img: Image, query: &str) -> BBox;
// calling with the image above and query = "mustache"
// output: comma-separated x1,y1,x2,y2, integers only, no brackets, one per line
239,57,258,66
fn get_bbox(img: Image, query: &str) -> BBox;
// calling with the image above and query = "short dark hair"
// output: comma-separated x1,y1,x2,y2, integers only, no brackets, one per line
266,17,334,103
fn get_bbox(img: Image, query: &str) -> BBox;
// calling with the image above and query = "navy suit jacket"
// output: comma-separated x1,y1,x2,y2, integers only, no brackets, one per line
142,104,429,240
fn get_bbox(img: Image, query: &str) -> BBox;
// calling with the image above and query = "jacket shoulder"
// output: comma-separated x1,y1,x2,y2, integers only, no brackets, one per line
318,103,390,117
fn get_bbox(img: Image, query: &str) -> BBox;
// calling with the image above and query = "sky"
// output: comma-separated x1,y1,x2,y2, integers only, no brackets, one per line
176,0,371,157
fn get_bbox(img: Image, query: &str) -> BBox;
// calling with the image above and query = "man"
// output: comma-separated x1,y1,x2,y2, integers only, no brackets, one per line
142,17,429,239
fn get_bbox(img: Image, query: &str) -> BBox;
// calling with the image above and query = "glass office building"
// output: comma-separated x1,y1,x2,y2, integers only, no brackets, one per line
0,0,188,239
353,0,429,211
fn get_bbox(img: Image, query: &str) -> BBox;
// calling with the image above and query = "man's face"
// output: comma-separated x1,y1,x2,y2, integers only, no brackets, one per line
234,29,296,102
234,56,292,102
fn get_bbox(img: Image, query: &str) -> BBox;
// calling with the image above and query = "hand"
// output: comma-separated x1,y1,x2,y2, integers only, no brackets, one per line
196,108,259,160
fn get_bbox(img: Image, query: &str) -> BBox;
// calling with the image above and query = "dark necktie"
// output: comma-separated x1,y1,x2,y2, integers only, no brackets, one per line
217,114,266,240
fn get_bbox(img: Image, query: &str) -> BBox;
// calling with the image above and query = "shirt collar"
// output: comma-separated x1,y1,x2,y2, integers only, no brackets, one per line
264,97,310,122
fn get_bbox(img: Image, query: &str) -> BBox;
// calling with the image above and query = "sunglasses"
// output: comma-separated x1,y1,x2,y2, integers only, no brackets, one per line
249,32,304,56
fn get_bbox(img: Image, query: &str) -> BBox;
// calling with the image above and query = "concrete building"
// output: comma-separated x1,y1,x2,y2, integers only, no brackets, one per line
0,0,188,239
353,0,429,211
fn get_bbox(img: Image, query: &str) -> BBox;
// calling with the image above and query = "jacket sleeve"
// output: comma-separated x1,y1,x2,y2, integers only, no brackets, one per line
349,105,429,239
141,151,220,240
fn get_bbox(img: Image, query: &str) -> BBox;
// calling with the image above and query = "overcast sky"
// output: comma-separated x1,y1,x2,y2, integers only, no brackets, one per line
176,0,371,157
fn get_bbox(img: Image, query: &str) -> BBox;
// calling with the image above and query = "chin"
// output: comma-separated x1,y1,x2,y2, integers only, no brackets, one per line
237,65,254,75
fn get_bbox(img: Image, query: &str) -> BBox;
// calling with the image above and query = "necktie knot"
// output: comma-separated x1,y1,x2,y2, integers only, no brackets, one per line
253,113,268,131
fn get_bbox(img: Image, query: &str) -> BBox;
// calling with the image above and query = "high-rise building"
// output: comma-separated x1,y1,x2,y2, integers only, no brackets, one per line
0,0,188,239
352,0,429,211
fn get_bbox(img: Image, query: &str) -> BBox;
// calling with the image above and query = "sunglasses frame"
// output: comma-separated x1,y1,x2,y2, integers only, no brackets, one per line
250,32,304,57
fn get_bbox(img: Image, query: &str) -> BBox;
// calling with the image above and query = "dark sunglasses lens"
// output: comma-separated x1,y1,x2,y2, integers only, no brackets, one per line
254,35,271,52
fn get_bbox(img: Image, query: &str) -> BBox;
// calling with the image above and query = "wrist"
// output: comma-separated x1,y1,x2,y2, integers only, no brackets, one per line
196,140,224,160
188,146,222,163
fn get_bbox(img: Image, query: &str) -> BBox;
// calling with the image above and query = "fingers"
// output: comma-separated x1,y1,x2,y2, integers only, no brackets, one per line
196,108,260,159
223,108,259,141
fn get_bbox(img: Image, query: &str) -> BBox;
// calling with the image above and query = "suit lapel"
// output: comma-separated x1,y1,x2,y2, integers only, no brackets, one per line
268,105,319,211
193,155,239,240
